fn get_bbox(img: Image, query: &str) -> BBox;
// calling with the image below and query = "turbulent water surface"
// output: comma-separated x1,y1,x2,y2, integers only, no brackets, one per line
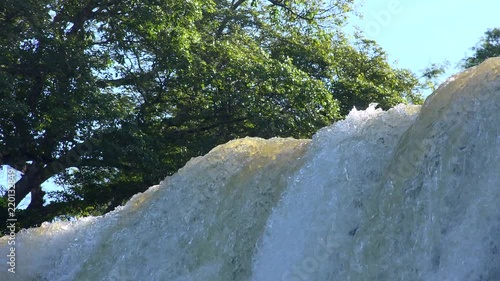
1,58,500,281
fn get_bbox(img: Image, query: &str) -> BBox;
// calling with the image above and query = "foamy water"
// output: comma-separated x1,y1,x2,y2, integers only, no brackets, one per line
1,58,499,281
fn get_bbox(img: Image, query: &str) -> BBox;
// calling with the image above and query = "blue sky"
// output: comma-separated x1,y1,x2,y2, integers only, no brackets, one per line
348,0,500,93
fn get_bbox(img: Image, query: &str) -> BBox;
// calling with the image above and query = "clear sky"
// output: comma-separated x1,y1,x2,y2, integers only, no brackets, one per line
347,0,500,94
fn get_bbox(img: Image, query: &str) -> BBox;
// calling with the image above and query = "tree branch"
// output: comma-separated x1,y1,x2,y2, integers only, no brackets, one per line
167,116,248,136
266,0,315,22
96,70,156,88
6,136,100,206
216,0,248,38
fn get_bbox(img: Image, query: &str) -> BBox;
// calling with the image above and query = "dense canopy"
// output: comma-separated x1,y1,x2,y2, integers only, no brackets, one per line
462,27,500,69
0,0,433,231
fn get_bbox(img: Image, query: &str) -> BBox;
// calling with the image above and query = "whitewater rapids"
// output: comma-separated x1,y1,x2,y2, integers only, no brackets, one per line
1,58,499,281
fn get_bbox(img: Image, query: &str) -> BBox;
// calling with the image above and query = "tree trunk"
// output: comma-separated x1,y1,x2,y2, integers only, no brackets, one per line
12,163,45,207
27,185,46,209
7,139,94,208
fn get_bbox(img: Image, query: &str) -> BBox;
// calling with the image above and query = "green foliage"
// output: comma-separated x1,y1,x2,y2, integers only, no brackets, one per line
462,28,500,69
0,0,432,230
328,37,424,115
418,61,449,92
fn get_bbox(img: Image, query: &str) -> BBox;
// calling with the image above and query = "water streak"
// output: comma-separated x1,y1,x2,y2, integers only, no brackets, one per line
1,58,500,281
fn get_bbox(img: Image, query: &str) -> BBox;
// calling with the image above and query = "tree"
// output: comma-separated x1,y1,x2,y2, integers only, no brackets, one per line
1,0,431,231
462,27,500,69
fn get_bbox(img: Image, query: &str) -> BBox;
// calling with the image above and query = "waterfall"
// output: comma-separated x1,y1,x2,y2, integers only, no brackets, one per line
1,58,499,281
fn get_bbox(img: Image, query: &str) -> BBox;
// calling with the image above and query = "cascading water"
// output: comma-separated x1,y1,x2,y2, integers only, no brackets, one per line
1,58,499,281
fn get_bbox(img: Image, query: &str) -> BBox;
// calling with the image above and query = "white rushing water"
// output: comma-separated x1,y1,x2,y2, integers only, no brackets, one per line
1,58,500,281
